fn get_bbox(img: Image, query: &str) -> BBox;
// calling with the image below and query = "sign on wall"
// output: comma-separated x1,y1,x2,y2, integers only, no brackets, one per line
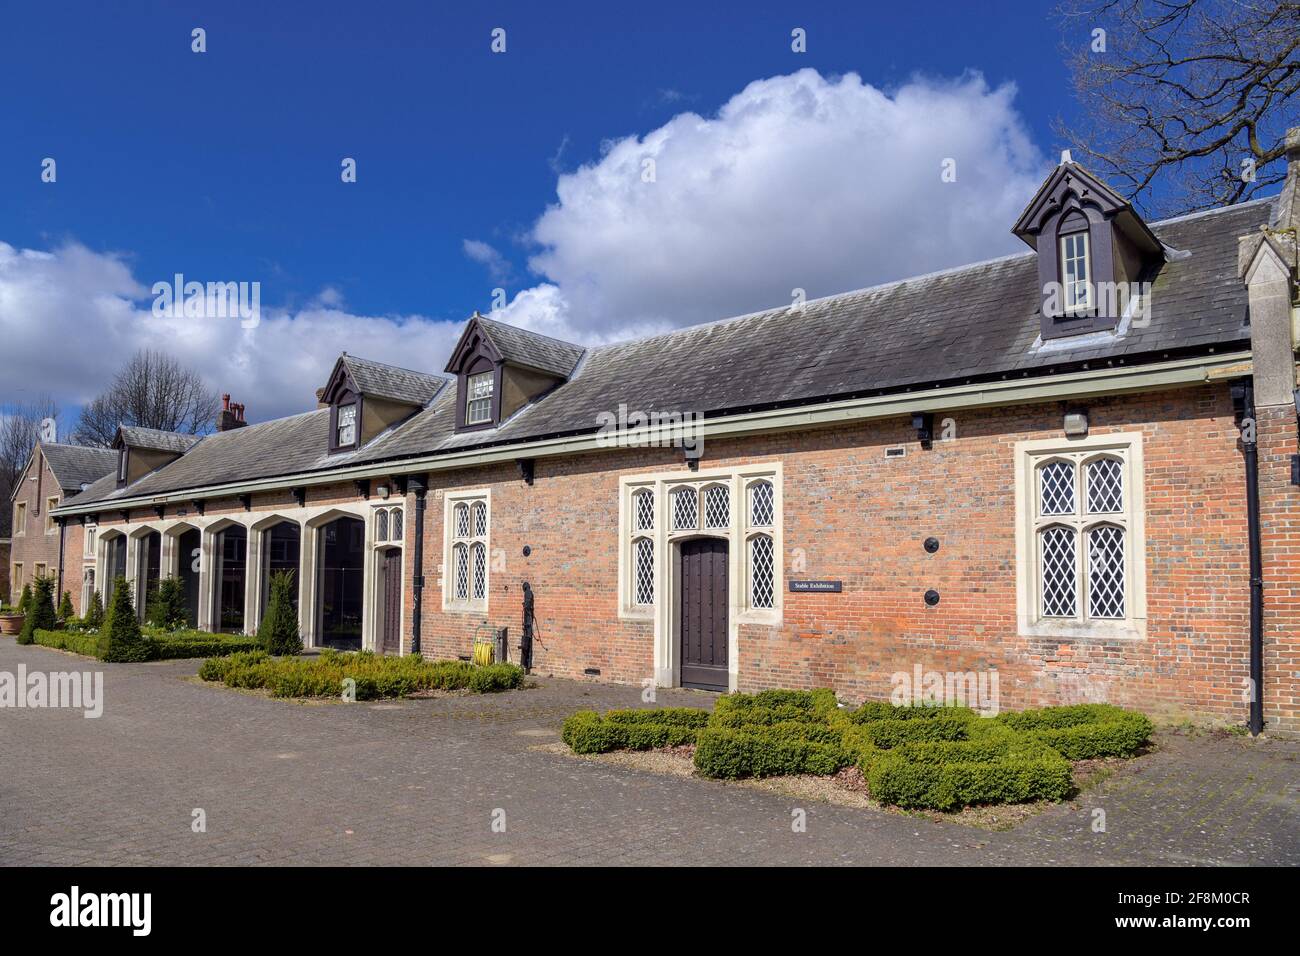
789,580,842,593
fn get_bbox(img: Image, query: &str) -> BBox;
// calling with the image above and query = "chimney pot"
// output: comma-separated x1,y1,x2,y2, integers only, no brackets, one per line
222,393,231,411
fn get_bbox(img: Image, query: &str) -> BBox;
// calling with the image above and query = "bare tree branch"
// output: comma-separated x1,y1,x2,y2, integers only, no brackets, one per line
73,349,221,447
1055,0,1300,217
0,395,61,536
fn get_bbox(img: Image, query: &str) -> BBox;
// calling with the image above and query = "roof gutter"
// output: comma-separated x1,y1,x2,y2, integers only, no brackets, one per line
52,350,1252,518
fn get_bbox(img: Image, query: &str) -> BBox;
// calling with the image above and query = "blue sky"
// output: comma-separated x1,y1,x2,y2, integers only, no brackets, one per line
0,1,1106,423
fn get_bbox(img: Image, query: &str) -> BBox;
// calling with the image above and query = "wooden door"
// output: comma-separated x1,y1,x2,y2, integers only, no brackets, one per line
380,549,402,654
679,538,728,691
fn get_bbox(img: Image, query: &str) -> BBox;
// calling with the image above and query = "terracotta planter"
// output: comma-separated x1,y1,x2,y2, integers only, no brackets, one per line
0,614,25,635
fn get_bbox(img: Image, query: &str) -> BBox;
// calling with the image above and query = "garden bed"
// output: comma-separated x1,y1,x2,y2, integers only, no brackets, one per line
198,648,526,700
32,627,260,661
560,690,1153,814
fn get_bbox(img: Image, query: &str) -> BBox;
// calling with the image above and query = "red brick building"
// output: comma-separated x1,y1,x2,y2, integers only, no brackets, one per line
8,442,116,612
48,134,1300,734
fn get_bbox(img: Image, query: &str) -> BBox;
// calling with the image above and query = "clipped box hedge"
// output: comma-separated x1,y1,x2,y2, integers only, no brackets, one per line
33,627,258,661
563,707,710,753
560,686,1154,811
200,648,525,699
694,721,849,779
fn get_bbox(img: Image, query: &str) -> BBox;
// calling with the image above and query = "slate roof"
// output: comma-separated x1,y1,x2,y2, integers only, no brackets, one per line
340,355,447,406
60,196,1272,510
476,316,586,378
117,426,203,454
36,444,117,493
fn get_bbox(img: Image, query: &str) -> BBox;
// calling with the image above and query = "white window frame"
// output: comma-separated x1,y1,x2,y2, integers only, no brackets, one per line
618,463,783,692
1015,432,1146,640
84,524,97,559
1060,230,1092,315
442,489,489,613
45,496,60,535
336,403,357,447
465,372,494,425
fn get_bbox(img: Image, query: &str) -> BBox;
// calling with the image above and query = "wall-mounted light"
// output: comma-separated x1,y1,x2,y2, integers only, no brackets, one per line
376,484,390,500
912,412,934,450
1064,410,1089,437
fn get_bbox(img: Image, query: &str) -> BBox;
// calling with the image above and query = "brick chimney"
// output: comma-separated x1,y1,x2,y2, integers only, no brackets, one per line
217,393,248,431
316,387,329,409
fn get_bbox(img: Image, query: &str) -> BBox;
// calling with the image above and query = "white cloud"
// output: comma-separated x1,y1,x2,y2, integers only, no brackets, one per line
1,68,1048,429
462,239,515,285
0,241,463,426
500,68,1045,340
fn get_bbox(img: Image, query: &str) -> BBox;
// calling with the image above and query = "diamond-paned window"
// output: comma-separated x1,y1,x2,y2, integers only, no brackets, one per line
749,480,774,527
634,537,654,605
454,503,469,538
1085,457,1123,514
672,487,697,530
1039,461,1075,516
472,543,487,601
1039,525,1077,617
390,508,403,541
1087,525,1125,618
704,485,729,529
750,534,775,609
634,489,654,531
375,509,388,542
472,501,487,537
454,544,469,601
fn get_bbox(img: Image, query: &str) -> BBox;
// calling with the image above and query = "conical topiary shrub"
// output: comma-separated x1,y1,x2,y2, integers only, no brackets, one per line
18,576,57,645
58,591,74,622
147,577,188,631
85,589,105,629
98,576,151,662
258,570,303,656
16,583,32,616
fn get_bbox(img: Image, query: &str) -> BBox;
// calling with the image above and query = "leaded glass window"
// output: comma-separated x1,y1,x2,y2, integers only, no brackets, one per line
749,480,774,527
1039,525,1077,617
634,489,654,531
750,534,774,609
633,537,654,605
704,485,729,529
672,487,697,530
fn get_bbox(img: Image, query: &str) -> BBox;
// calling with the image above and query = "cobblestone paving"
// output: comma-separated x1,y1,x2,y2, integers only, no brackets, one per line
1,640,1296,866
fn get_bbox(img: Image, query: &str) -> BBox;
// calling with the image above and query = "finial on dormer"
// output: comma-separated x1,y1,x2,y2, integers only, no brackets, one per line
1059,149,1073,166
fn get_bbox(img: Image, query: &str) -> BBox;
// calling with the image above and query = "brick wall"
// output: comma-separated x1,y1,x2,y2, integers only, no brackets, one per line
1255,404,1300,735
412,382,1295,731
8,451,69,605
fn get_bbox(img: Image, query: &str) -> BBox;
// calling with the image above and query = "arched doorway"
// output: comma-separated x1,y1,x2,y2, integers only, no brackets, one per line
176,527,201,628
213,525,248,633
260,520,301,619
102,533,127,600
136,530,162,620
677,537,729,692
318,516,364,649
376,546,402,654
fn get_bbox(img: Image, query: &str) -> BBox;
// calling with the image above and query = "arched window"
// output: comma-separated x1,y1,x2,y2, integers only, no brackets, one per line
671,487,697,531
390,508,403,541
1038,524,1077,617
703,484,729,529
1085,456,1123,513
447,494,489,610
375,509,388,542
1086,524,1125,619
633,489,654,531
749,480,774,528
1038,460,1075,516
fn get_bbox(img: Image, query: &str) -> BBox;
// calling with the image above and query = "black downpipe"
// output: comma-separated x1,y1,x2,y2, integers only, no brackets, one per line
408,474,428,654
520,582,534,672
57,519,66,605
1232,380,1265,736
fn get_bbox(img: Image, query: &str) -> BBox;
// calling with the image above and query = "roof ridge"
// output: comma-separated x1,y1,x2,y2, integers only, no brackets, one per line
478,314,585,352
1145,194,1274,228
343,353,449,380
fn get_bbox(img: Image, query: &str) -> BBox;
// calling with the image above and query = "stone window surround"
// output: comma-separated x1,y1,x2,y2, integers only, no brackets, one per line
441,489,490,615
1014,431,1147,641
618,462,783,692
90,500,402,650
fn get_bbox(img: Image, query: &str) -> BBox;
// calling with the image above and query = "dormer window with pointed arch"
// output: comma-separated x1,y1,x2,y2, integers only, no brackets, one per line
444,312,584,434
319,353,445,455
1012,156,1165,340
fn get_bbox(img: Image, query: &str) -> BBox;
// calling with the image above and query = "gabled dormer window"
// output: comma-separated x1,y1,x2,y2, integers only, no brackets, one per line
1060,230,1092,315
336,403,357,446
465,372,494,425
1012,157,1164,341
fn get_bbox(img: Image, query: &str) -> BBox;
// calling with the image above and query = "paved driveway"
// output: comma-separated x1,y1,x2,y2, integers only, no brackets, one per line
1,639,1296,866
